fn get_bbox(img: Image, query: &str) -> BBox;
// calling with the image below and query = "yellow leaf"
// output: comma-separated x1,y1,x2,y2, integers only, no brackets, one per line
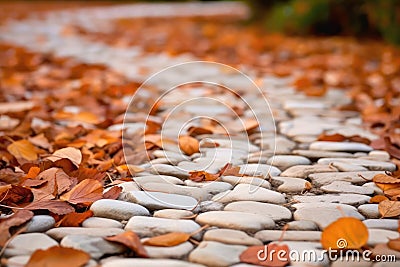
7,140,38,161
179,135,199,156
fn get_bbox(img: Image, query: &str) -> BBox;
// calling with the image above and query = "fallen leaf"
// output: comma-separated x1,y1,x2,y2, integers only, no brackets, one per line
26,246,90,267
25,200,75,215
60,179,103,205
103,186,122,200
387,238,400,252
318,133,346,142
0,210,33,246
142,232,191,247
189,170,219,182
373,173,400,184
378,200,400,218
55,210,93,227
218,163,242,176
105,231,148,257
47,147,82,167
25,166,41,179
7,139,38,161
369,195,389,203
179,135,199,156
28,133,52,150
321,217,368,250
0,185,33,206
240,243,290,267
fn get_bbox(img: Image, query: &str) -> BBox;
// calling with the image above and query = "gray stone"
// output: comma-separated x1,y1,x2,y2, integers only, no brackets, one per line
120,191,198,210
184,180,233,195
125,216,201,238
224,201,292,221
358,204,380,219
61,235,125,259
199,201,224,212
368,229,399,246
331,161,368,172
134,175,184,186
148,164,189,179
280,164,338,178
189,241,247,267
212,184,286,204
267,155,311,170
221,175,271,189
255,136,296,154
144,242,193,259
46,227,124,241
196,210,275,232
26,215,55,233
239,164,281,177
321,181,374,194
82,217,123,229
7,233,58,254
293,203,364,229
203,229,262,246
286,220,319,231
255,230,321,242
363,219,399,230
293,149,356,159
309,141,373,152
153,209,194,219
271,176,312,193
90,199,149,221
102,259,205,267
140,183,209,200
318,158,396,171
309,171,385,186
293,193,370,205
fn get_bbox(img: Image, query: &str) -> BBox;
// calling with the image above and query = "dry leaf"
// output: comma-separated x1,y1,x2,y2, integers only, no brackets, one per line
60,179,103,205
321,217,368,250
47,147,82,167
369,195,389,203
179,135,199,156
55,210,93,227
25,166,41,179
373,173,400,184
103,186,122,200
189,170,219,182
105,231,148,257
240,243,290,267
378,200,400,218
25,200,75,215
0,210,33,246
26,246,90,267
387,238,400,252
142,232,191,247
0,185,33,206
7,139,38,161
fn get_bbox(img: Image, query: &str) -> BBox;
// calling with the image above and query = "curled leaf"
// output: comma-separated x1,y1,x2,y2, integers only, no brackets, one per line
105,231,148,257
142,232,191,247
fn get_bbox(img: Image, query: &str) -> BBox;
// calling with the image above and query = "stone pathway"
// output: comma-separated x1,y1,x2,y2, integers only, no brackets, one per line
1,2,399,267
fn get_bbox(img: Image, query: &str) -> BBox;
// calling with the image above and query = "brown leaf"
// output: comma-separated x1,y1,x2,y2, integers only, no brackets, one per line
26,246,90,267
0,210,33,246
25,200,75,215
378,200,400,218
178,135,199,156
373,173,400,184
0,185,33,206
218,163,242,176
105,231,148,257
70,166,106,183
47,147,82,167
103,186,122,200
7,139,38,161
55,210,93,227
142,232,191,247
188,170,219,182
60,179,103,205
369,195,389,203
318,133,346,142
240,243,290,267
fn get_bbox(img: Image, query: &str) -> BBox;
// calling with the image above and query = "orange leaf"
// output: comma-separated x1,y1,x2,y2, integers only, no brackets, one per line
55,210,94,227
103,186,122,200
373,174,400,184
7,139,38,161
321,217,368,250
25,166,41,179
369,195,389,203
60,179,103,205
26,246,90,267
0,210,33,246
105,231,148,257
25,200,75,215
179,135,199,156
378,200,400,218
142,232,191,247
318,133,346,142
189,170,219,182
387,238,400,252
240,243,290,267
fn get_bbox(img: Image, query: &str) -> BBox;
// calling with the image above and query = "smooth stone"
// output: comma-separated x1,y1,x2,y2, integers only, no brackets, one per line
280,164,338,178
321,181,374,195
125,216,201,238
7,233,58,254
5,255,30,267
134,175,184,186
293,149,356,159
293,194,370,205
189,241,247,267
203,229,262,246
293,203,364,229
153,150,189,162
368,150,390,161
331,161,368,172
144,242,193,259
363,219,399,230
46,227,124,241
358,204,380,219
199,201,224,212
267,155,311,170
202,148,247,161
82,217,123,229
255,230,321,242
224,201,292,221
90,199,149,220
309,171,385,186
140,183,209,200
271,176,312,193
362,182,384,195
115,182,140,192
102,259,205,267
61,235,125,260
184,180,233,195
195,211,275,232
286,220,319,231
318,158,396,171
148,164,189,179
178,160,223,173
221,176,271,189
239,164,281,178
256,136,296,154
25,215,55,233
309,141,373,152
209,138,259,152
368,229,399,246
120,191,198,210
212,184,286,204
153,209,194,219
